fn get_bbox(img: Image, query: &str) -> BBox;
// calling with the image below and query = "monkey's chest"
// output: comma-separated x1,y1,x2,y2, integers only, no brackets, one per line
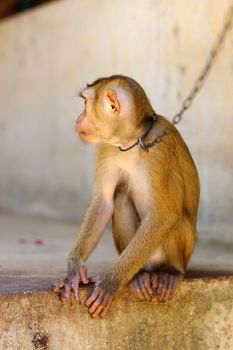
121,163,151,218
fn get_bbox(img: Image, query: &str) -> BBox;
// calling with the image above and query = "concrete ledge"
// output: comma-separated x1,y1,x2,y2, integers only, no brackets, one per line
1,277,233,350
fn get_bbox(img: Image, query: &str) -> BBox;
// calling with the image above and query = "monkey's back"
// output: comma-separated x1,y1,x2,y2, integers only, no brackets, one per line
147,116,200,225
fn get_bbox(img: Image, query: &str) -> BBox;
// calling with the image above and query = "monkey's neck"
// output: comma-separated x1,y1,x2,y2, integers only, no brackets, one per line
119,117,156,152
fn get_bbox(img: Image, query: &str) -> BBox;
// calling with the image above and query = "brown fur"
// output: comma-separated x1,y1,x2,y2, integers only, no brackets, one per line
86,75,155,125
67,75,199,300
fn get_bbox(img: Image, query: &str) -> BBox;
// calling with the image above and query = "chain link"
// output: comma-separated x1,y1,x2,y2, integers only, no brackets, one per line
120,3,233,152
172,3,233,125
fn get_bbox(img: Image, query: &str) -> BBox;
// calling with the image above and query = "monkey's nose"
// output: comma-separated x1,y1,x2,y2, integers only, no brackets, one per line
76,113,84,124
75,122,87,135
75,123,81,133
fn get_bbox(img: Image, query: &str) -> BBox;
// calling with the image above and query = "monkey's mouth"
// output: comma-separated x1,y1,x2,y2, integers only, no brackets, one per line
78,131,94,143
77,127,88,137
79,131,89,140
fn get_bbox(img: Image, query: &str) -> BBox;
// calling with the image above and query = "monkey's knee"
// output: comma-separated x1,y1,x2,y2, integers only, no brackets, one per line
164,220,196,273
143,246,165,272
112,212,134,253
181,221,197,269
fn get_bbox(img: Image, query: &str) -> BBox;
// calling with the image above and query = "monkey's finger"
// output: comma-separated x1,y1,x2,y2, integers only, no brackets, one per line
85,287,101,307
71,284,79,300
89,293,104,314
143,273,153,297
141,273,153,301
168,276,178,300
69,275,80,300
138,276,152,301
100,296,113,318
164,275,174,301
64,284,71,300
89,275,102,284
80,266,89,284
151,273,158,292
91,294,109,318
131,278,145,301
156,275,165,297
91,305,104,319
159,275,169,301
52,281,65,292
141,286,152,301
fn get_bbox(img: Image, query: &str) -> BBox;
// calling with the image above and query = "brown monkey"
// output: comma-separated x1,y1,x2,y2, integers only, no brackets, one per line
53,75,199,318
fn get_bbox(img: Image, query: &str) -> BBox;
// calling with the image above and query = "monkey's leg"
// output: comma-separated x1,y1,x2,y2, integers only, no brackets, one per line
89,187,140,284
113,188,151,300
152,216,197,302
112,188,162,301
112,185,140,253
131,249,165,301
86,188,142,316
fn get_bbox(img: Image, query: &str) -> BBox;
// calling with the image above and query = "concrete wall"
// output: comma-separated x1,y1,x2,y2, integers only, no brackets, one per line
1,278,233,350
0,0,232,228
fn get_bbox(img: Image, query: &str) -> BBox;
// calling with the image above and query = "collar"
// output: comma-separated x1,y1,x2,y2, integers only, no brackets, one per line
119,113,158,152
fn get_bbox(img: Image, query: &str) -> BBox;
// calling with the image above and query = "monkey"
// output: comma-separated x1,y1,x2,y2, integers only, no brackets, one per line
53,75,200,319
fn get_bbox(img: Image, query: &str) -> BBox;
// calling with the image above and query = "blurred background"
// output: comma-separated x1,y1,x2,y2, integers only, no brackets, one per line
0,0,232,260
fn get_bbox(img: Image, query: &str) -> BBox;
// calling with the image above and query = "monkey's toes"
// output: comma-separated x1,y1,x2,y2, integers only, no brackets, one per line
131,272,154,301
156,272,179,302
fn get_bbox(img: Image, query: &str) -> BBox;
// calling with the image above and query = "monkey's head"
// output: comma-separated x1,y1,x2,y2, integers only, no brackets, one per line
75,75,155,147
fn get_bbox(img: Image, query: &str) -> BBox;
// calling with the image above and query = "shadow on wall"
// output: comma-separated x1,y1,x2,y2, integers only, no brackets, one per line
0,0,57,20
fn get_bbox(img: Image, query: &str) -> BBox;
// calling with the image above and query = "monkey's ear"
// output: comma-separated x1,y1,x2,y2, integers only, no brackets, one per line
105,90,120,115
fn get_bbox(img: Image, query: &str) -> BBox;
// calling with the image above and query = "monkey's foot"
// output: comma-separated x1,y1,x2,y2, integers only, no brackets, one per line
151,271,181,302
130,271,154,301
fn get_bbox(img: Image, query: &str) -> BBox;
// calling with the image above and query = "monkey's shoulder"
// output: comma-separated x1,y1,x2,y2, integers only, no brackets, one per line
145,117,198,172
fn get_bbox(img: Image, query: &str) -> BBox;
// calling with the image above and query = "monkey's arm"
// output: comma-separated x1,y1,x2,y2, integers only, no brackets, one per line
53,155,119,300
67,193,114,276
67,154,119,276
106,212,179,288
53,193,114,300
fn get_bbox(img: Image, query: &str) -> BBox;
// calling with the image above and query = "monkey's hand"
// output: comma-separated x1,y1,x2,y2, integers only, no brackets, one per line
85,275,117,318
52,264,89,301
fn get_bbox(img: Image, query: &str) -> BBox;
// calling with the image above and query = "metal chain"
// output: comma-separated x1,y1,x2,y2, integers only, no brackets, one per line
119,3,233,152
172,3,233,125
